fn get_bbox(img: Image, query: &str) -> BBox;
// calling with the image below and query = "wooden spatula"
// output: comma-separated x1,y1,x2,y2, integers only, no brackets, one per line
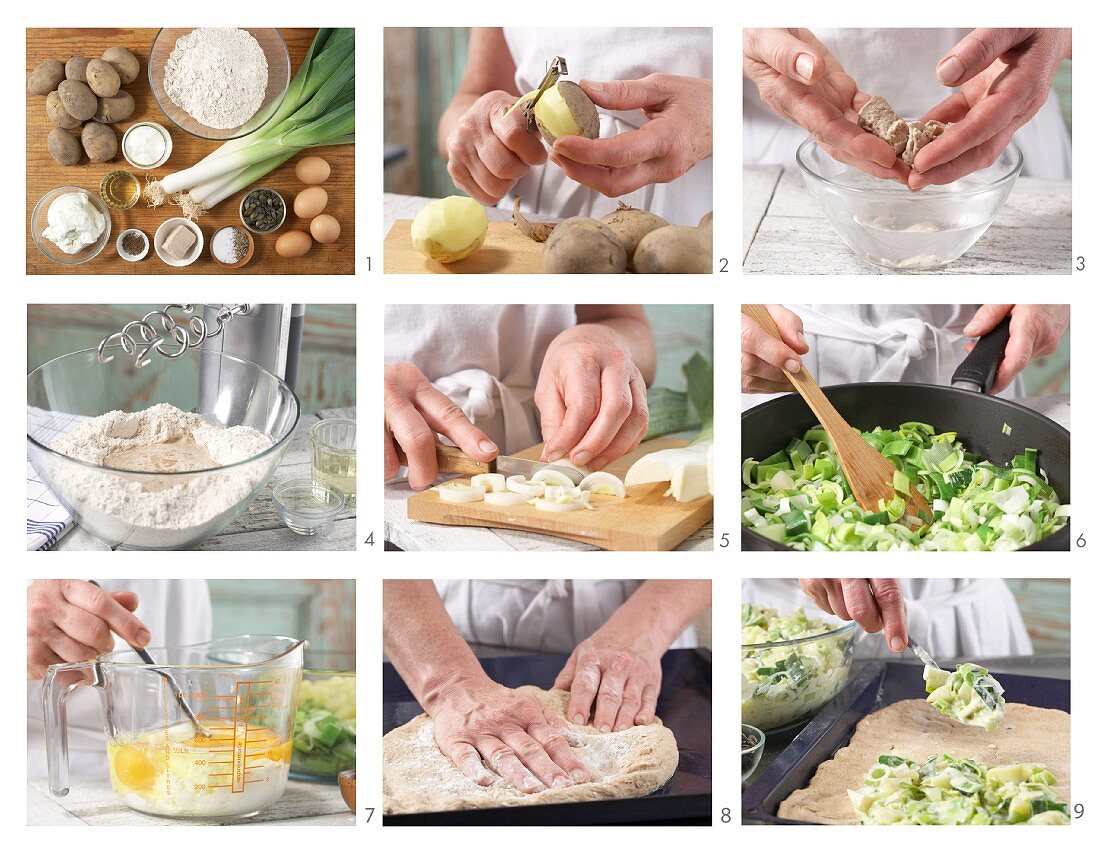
742,304,932,529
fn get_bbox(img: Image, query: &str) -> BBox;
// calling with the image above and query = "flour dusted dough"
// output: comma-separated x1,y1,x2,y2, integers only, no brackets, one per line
383,686,678,814
778,699,1070,824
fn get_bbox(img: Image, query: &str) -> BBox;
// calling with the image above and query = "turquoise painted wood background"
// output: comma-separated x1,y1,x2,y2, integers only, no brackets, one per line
1006,578,1069,654
645,305,713,391
27,304,356,415
208,579,355,661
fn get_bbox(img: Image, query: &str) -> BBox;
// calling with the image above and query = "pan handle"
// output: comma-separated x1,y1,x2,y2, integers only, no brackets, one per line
951,315,1011,394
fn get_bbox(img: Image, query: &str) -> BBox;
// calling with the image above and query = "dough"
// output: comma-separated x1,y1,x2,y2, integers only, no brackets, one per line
383,686,679,814
778,699,1070,824
858,95,951,167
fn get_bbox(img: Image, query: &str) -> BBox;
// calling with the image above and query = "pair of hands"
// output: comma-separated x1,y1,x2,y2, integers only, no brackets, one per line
385,324,649,488
445,74,712,204
744,28,1071,188
427,622,663,793
741,304,1069,395
27,580,150,679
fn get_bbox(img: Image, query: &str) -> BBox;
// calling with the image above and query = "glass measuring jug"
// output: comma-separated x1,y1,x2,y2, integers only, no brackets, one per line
42,635,306,820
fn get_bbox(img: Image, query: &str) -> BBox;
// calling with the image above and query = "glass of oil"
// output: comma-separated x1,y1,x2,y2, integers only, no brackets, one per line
311,418,356,507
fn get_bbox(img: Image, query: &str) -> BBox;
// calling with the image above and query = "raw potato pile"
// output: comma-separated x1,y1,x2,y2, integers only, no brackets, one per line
857,95,950,168
520,201,713,274
29,48,140,167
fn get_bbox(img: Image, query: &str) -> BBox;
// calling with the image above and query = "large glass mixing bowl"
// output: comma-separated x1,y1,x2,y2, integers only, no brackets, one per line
797,138,1022,270
27,347,300,550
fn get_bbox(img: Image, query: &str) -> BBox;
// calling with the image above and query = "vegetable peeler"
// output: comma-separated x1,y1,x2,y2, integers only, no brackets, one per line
522,56,568,132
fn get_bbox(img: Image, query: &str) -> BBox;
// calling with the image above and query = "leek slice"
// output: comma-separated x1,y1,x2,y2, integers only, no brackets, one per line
484,491,528,507
532,469,575,488
437,482,485,504
578,471,626,498
471,473,506,493
507,476,546,497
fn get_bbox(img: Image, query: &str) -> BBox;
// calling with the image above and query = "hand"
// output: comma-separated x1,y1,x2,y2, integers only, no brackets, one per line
909,29,1072,188
964,304,1070,394
548,74,712,197
427,676,591,792
443,90,548,205
741,304,809,393
554,631,663,733
28,580,149,679
384,362,498,489
743,28,908,182
535,325,648,470
799,579,908,652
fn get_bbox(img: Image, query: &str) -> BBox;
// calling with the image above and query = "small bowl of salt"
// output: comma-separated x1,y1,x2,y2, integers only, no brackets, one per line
211,225,254,268
273,478,345,536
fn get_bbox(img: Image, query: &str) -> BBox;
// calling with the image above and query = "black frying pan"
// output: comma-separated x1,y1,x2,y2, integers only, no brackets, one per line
741,317,1070,551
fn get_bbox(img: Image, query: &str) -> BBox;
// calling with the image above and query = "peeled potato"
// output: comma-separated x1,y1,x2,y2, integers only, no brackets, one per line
411,196,488,263
510,81,599,145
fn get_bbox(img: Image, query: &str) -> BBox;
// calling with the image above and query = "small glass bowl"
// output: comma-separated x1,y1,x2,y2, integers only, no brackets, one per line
147,28,290,140
311,418,356,507
121,121,173,169
31,187,112,265
273,478,345,536
240,187,287,234
742,724,765,782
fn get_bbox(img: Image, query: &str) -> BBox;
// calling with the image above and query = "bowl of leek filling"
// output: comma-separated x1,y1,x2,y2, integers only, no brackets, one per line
291,650,355,782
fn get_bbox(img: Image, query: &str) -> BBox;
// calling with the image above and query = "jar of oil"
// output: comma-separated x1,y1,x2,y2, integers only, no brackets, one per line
311,418,356,507
99,170,140,210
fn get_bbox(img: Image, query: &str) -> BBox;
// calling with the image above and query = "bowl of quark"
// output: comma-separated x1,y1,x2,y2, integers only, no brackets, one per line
32,187,112,266
796,138,1022,271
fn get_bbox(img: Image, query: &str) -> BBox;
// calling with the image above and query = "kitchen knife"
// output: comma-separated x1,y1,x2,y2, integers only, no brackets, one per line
396,444,583,484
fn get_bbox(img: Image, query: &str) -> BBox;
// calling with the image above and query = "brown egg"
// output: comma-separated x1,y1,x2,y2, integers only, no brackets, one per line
275,230,312,258
295,156,331,185
293,186,328,219
310,214,341,244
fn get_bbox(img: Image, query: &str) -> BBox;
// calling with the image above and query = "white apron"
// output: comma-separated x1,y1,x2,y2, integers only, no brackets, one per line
436,579,696,654
741,578,1032,659
385,304,576,453
743,28,1071,179
504,27,713,224
27,579,212,780
742,303,1023,411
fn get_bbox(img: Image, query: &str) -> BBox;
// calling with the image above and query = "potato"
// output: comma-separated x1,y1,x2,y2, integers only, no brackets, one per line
85,59,120,97
81,121,117,163
600,204,669,270
47,127,81,166
94,91,135,124
58,79,97,121
534,81,598,144
102,47,140,85
632,225,712,274
542,217,626,274
28,59,64,95
411,196,488,263
65,56,90,82
46,91,82,129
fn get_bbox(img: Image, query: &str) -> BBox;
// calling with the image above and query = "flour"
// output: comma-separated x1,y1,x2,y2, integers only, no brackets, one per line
164,28,269,130
45,403,274,548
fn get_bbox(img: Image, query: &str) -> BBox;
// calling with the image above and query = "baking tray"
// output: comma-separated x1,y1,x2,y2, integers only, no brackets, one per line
742,661,1071,825
384,648,712,825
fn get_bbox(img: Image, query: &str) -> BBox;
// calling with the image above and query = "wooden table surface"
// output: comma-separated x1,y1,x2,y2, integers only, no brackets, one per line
742,165,1071,274
56,407,357,551
28,777,354,826
26,28,355,275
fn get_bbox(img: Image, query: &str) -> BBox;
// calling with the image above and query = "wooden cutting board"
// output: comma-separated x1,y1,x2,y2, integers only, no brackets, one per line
26,28,354,275
405,436,712,551
384,219,544,274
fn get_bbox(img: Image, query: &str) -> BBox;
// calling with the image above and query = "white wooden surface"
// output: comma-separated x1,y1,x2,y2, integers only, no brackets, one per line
56,407,356,552
385,480,713,552
27,777,354,826
742,166,1072,274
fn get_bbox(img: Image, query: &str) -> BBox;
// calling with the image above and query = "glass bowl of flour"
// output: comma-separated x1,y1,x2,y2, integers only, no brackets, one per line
796,138,1022,271
148,28,291,140
27,348,300,549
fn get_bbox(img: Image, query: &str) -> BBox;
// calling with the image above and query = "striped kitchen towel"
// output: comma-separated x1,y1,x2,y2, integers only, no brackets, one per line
27,408,83,551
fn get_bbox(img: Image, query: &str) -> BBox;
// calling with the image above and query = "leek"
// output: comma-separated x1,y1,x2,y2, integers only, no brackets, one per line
145,28,355,216
742,421,1068,551
625,352,713,501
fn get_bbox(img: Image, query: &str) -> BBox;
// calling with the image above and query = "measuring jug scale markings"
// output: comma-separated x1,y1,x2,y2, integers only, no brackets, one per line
44,636,306,819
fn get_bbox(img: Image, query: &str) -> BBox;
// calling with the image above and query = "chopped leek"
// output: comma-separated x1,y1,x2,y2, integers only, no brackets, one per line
742,421,1068,551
